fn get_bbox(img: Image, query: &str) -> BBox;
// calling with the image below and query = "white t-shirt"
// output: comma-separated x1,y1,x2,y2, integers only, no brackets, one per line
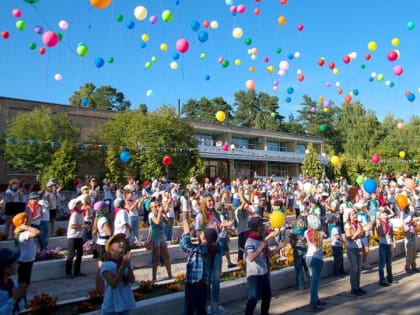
191,199,200,216
344,223,363,248
18,231,37,262
5,188,22,202
67,212,84,239
245,237,268,277
330,226,341,247
180,196,190,212
163,196,175,218
97,216,110,246
114,209,130,238
125,200,138,217
304,230,325,259
103,184,113,200
44,191,59,209
40,205,50,222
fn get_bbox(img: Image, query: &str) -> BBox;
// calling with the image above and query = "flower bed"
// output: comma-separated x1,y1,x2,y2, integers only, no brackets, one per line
35,247,65,261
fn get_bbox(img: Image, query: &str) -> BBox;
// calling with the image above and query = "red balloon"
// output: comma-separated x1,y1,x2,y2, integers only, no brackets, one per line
337,89,343,95
297,24,304,31
255,0,261,2
318,59,325,66
365,53,371,60
387,50,398,62
162,155,172,166
280,0,288,4
343,56,350,64
203,21,209,28
39,47,46,55
1,31,10,39
254,8,260,15
328,62,335,69
405,90,411,97
264,57,269,62
344,95,352,103
371,154,380,164
222,144,229,151
297,74,304,82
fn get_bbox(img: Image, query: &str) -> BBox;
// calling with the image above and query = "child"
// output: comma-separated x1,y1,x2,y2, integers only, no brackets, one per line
400,206,419,273
289,216,307,290
81,195,94,242
25,192,42,247
245,217,286,315
38,199,50,250
235,198,251,263
377,211,396,286
329,216,346,276
218,204,236,268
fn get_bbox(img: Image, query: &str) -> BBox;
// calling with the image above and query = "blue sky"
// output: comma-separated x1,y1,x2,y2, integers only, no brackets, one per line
0,0,419,121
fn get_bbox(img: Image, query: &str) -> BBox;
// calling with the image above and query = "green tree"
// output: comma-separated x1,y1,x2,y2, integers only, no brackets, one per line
301,142,323,181
41,143,78,190
69,83,131,111
139,104,148,114
3,107,80,177
181,96,233,123
283,114,306,134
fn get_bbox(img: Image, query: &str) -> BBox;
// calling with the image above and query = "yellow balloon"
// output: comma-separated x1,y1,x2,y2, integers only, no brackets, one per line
391,38,399,47
349,91,354,97
170,61,178,70
368,41,377,51
266,65,274,73
249,66,255,73
216,111,226,122
235,59,241,66
141,34,149,42
331,155,340,166
333,68,339,75
134,6,148,21
232,27,243,39
399,151,406,158
323,107,329,112
270,211,285,229
160,43,168,51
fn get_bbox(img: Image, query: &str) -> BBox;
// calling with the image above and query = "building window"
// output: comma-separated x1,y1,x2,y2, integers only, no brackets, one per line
279,142,288,152
232,138,249,149
267,141,279,152
195,134,213,146
297,144,306,154
268,164,288,177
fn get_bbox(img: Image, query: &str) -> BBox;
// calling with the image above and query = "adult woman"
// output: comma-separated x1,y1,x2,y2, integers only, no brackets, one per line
44,182,60,237
113,199,131,252
101,234,136,315
4,179,25,239
148,200,173,282
81,195,94,242
88,178,100,205
162,190,175,241
124,190,141,243
345,209,367,296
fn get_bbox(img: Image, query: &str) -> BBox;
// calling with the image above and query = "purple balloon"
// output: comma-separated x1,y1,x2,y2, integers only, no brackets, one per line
34,25,44,35
149,15,158,24
310,107,316,113
273,80,279,86
323,100,331,108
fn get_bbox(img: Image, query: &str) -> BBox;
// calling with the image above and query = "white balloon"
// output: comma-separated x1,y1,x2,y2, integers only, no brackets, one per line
225,0,233,5
134,6,148,21
394,49,400,59
297,69,302,74
335,81,340,87
146,89,153,97
278,69,286,76
385,80,391,86
210,21,219,29
170,61,178,70
350,52,357,59
418,87,420,93
58,20,68,30
279,60,289,70
54,73,62,81
251,54,257,60
232,27,243,38
247,49,252,55
371,72,377,78
294,51,300,58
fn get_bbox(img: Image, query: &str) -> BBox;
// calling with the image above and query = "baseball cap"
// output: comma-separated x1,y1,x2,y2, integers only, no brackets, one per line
204,228,218,244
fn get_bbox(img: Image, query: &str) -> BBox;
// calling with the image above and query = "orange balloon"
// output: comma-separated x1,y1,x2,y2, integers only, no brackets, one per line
319,96,324,102
405,178,415,190
278,16,286,25
249,66,255,73
246,80,255,90
395,194,408,209
91,0,111,9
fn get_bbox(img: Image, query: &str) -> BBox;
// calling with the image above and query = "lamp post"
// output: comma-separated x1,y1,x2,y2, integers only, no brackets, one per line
231,144,236,181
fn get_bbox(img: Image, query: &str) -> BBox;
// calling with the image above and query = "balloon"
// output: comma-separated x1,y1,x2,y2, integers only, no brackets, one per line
230,5,237,13
324,100,331,108
126,20,135,29
54,74,62,81
237,4,246,13
58,20,68,30
107,57,114,63
280,0,288,4
34,25,43,34
297,74,304,82
56,32,62,41
1,31,10,39
191,20,200,32
251,47,258,55
249,66,255,73
407,21,415,30
140,42,146,49
270,211,285,229
303,183,313,193
151,56,157,63
145,62,152,69
141,34,149,42
81,98,89,106
279,60,289,70
245,38,252,45
288,53,294,60
391,38,399,46
222,60,229,68
318,59,325,66
353,89,359,96
287,87,294,94
297,24,304,31
310,107,316,113
331,155,340,166
162,155,172,166
254,8,260,15
225,0,233,5
371,72,377,78
335,82,340,87
16,20,26,30
216,111,226,122
276,48,282,54
371,154,380,164
198,31,209,42
368,41,377,51
377,73,384,81
266,65,274,73
162,10,173,22
222,144,229,151
203,21,210,28
146,89,153,97
264,57,269,63
350,52,357,59
405,179,415,190
176,39,189,53
328,62,335,69
278,16,286,25
363,179,377,194
333,68,339,75
235,59,241,66
338,89,343,94
326,82,331,87
394,50,400,59
12,9,22,18
285,97,291,103
294,52,301,58
397,122,404,130
278,69,286,76
76,43,88,57
120,151,130,163
210,21,218,29
387,51,398,62
91,0,111,9
273,80,279,86
134,6,148,21
343,55,350,64
232,27,243,38
116,14,123,22
407,93,415,102
29,42,36,49
319,124,326,132
39,47,46,55
94,57,105,68
204,74,210,81
160,43,168,51
399,151,406,159
323,108,329,112
150,15,158,24
356,175,364,185
396,195,408,209
246,80,255,90
361,64,366,69
24,0,40,3
170,61,178,70
174,0,180,5
393,65,403,75
271,112,277,118
218,57,224,63
42,31,59,47
365,53,371,60
200,53,207,59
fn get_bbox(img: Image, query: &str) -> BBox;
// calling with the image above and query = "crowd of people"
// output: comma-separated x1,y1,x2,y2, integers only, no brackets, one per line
0,171,420,314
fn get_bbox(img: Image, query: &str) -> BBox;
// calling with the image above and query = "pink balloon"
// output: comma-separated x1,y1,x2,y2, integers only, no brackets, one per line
371,154,380,164
12,9,22,18
230,5,237,13
218,57,224,63
42,31,59,47
297,24,304,31
237,4,246,13
222,144,229,151
393,65,403,76
54,73,62,81
278,69,286,76
397,122,404,130
387,50,398,62
58,20,69,30
326,82,331,87
176,39,189,53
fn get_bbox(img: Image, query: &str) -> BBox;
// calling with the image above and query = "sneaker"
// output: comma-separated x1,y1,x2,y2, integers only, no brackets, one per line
411,268,420,273
66,274,73,279
379,281,390,287
75,272,87,277
388,279,398,284
215,305,228,313
357,288,367,295
206,305,213,314
361,263,371,270
317,300,327,306
405,269,413,274
350,289,363,296
309,305,324,311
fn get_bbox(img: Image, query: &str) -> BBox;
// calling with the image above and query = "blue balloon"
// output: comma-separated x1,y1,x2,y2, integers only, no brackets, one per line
191,21,200,32
204,74,210,80
81,98,89,106
126,20,135,29
232,11,237,16
407,93,415,102
172,52,180,60
94,57,104,68
363,179,377,194
225,185,231,191
353,89,359,96
286,97,292,103
288,53,294,60
389,82,394,87
173,0,180,4
198,31,209,43
120,151,130,163
232,199,240,207
287,87,294,94
369,77,374,82
140,42,146,48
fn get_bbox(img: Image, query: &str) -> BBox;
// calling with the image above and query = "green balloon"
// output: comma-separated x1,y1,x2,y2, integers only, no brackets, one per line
162,10,173,22
356,175,364,185
145,61,152,68
107,57,114,63
271,112,277,118
77,44,88,57
16,20,26,30
319,124,326,132
56,32,62,41
24,0,40,3
29,42,36,50
200,53,206,59
407,21,415,30
276,48,282,54
377,73,384,82
361,64,366,69
151,56,157,63
116,14,123,22
221,60,229,68
245,38,252,45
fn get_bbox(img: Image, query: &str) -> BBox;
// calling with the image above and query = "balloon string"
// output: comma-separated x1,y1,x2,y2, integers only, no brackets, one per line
88,6,93,30
109,1,115,40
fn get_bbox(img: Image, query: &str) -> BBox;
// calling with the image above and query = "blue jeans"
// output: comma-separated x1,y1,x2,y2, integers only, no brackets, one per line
245,273,271,315
379,244,393,282
332,246,345,275
83,221,92,242
129,216,140,242
306,256,323,307
207,245,222,303
293,249,305,289
184,281,207,315
164,217,174,241
38,221,50,250
103,311,130,315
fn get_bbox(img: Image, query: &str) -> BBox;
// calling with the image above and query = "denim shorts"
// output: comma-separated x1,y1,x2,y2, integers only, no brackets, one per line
361,236,370,248
219,238,229,253
152,237,167,247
